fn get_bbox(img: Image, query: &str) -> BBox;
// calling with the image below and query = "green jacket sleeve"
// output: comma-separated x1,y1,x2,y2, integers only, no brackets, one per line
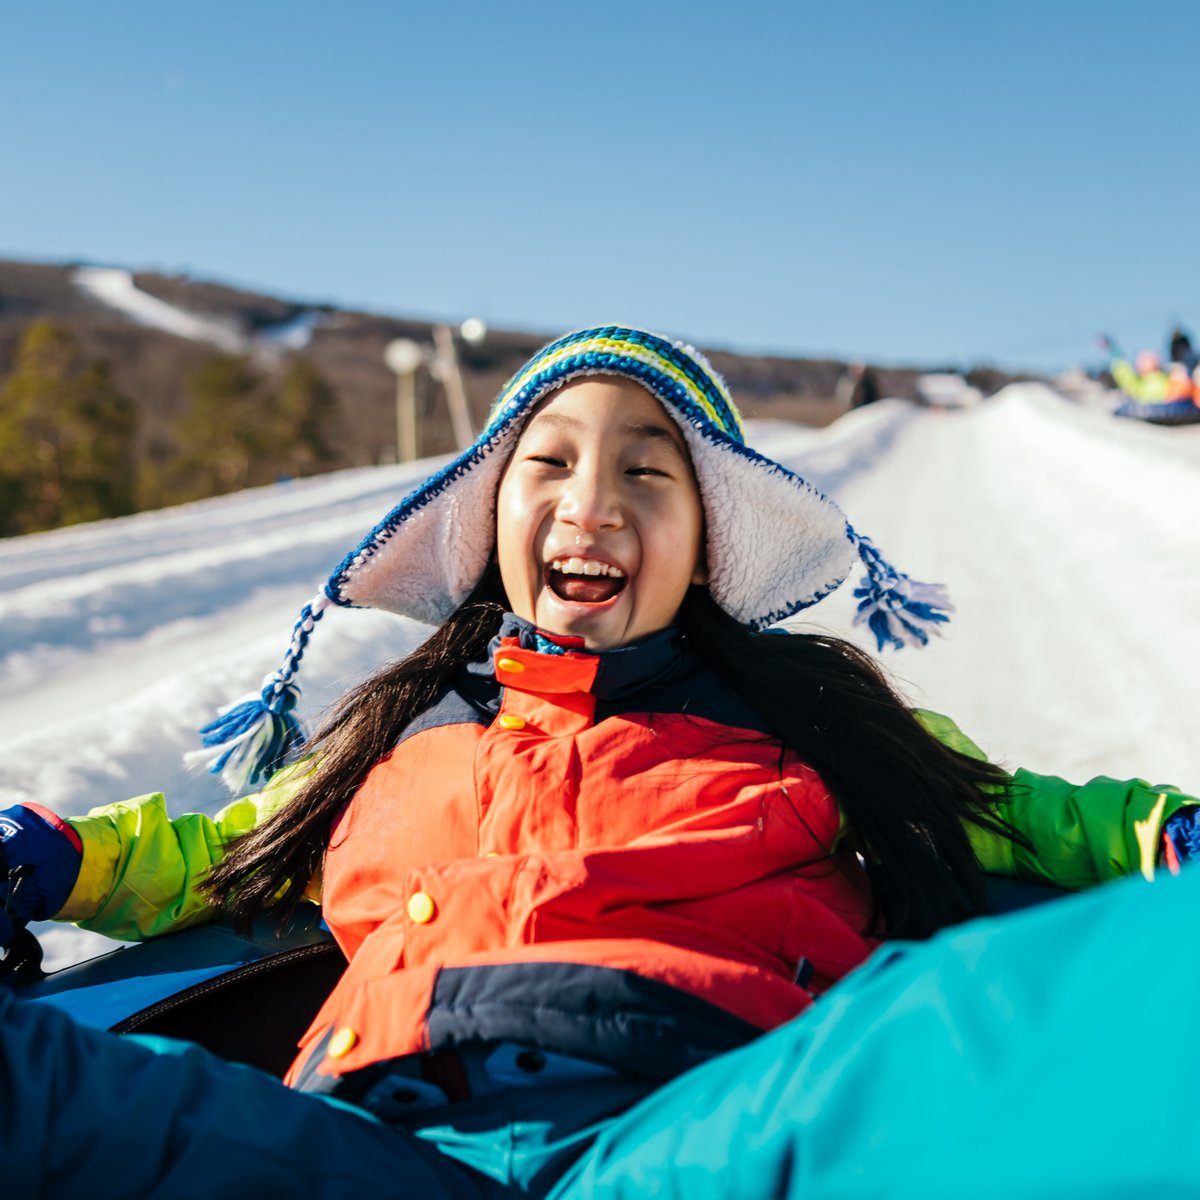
915,710,1196,889
55,765,310,941
1110,358,1169,404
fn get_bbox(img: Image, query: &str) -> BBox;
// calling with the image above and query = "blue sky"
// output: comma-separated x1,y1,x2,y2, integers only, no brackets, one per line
3,1,1197,372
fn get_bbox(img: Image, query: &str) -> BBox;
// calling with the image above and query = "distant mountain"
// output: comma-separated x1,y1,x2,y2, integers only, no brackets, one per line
0,257,1041,474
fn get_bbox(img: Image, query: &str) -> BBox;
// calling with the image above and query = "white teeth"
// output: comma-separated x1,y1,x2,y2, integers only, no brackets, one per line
549,557,626,578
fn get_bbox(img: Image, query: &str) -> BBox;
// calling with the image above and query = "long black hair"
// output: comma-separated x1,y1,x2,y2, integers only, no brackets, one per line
676,589,1016,937
205,566,1018,940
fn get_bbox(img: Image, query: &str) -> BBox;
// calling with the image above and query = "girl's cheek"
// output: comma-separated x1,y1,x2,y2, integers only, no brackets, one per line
502,498,537,536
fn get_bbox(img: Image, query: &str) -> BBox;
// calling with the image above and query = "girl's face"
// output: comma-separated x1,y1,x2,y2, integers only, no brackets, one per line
495,376,707,651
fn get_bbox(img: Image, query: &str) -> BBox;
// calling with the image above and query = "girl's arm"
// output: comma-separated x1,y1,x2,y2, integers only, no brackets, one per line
1110,358,1170,404
56,765,311,941
915,710,1196,888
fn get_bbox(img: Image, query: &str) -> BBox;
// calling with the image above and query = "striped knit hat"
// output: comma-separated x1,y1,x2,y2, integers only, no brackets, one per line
197,326,951,790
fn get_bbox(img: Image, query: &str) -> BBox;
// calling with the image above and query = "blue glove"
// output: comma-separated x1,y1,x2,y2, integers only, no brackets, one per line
0,803,82,948
1161,807,1200,876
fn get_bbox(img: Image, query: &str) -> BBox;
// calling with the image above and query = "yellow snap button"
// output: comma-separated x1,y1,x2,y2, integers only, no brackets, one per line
328,1027,358,1058
498,713,527,730
496,657,525,674
484,850,499,858
407,891,436,924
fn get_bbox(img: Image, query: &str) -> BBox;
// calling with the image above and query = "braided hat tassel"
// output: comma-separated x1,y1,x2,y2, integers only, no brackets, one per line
188,593,329,792
850,534,954,651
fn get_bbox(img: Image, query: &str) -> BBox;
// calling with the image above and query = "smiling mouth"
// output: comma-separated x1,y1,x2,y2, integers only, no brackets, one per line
546,558,628,604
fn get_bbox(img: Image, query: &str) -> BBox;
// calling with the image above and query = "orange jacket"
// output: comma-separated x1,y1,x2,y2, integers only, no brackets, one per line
289,617,876,1086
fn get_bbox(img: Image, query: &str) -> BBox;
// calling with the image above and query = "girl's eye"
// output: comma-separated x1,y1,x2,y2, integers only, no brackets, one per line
528,454,566,467
626,466,669,478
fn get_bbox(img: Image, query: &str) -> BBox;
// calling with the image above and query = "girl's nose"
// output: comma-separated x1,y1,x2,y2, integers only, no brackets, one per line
556,467,622,530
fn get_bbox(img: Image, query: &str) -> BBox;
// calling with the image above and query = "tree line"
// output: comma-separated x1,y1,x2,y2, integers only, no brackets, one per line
0,320,339,537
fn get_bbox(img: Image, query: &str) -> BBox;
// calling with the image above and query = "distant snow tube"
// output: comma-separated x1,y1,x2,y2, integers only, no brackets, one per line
1114,396,1200,425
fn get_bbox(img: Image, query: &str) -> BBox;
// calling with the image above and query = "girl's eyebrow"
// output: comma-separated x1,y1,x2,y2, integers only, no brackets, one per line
530,411,686,452
623,421,681,447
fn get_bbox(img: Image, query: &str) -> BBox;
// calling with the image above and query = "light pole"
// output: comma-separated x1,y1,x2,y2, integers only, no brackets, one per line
384,338,423,463
384,320,487,462
460,317,487,345
432,324,476,453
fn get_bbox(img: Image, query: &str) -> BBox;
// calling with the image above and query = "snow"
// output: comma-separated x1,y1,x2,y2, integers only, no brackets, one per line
257,309,324,350
73,267,246,351
3,384,1198,969
915,373,984,409
71,267,325,353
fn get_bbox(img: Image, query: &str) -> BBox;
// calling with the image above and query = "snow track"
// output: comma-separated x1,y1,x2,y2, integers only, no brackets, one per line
791,387,1200,781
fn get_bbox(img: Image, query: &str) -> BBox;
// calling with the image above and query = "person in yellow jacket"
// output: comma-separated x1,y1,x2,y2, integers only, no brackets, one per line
1104,340,1171,404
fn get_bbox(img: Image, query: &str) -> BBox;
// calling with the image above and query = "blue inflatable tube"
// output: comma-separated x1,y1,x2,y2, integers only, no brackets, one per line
1114,396,1200,425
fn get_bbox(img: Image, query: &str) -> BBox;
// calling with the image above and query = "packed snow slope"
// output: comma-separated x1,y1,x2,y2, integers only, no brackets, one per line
2,384,1197,967
72,266,323,351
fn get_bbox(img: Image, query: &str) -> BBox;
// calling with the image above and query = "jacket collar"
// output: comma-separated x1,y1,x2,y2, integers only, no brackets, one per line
487,613,691,701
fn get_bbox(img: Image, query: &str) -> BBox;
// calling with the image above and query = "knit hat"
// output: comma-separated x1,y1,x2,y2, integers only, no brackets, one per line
196,326,952,791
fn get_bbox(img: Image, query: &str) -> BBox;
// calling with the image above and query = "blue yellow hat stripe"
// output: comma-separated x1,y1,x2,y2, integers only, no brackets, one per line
486,327,744,442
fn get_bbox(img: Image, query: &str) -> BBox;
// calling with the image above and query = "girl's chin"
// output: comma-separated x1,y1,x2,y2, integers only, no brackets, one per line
534,594,628,648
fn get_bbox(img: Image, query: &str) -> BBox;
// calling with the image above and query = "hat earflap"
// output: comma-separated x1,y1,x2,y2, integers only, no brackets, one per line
185,593,329,792
850,533,953,651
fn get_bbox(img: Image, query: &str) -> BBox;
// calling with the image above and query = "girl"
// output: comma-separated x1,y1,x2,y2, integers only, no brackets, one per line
1,327,1197,1197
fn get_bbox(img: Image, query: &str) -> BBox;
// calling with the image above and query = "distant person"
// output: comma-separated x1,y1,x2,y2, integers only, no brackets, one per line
1168,325,1197,372
1099,335,1170,404
1166,362,1196,404
837,361,881,409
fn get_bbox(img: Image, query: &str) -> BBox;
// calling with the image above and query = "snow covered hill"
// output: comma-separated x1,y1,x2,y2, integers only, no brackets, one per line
72,266,323,352
3,384,1198,967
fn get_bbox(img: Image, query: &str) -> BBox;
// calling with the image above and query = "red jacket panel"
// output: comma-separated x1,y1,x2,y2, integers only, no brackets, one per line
288,623,876,1084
